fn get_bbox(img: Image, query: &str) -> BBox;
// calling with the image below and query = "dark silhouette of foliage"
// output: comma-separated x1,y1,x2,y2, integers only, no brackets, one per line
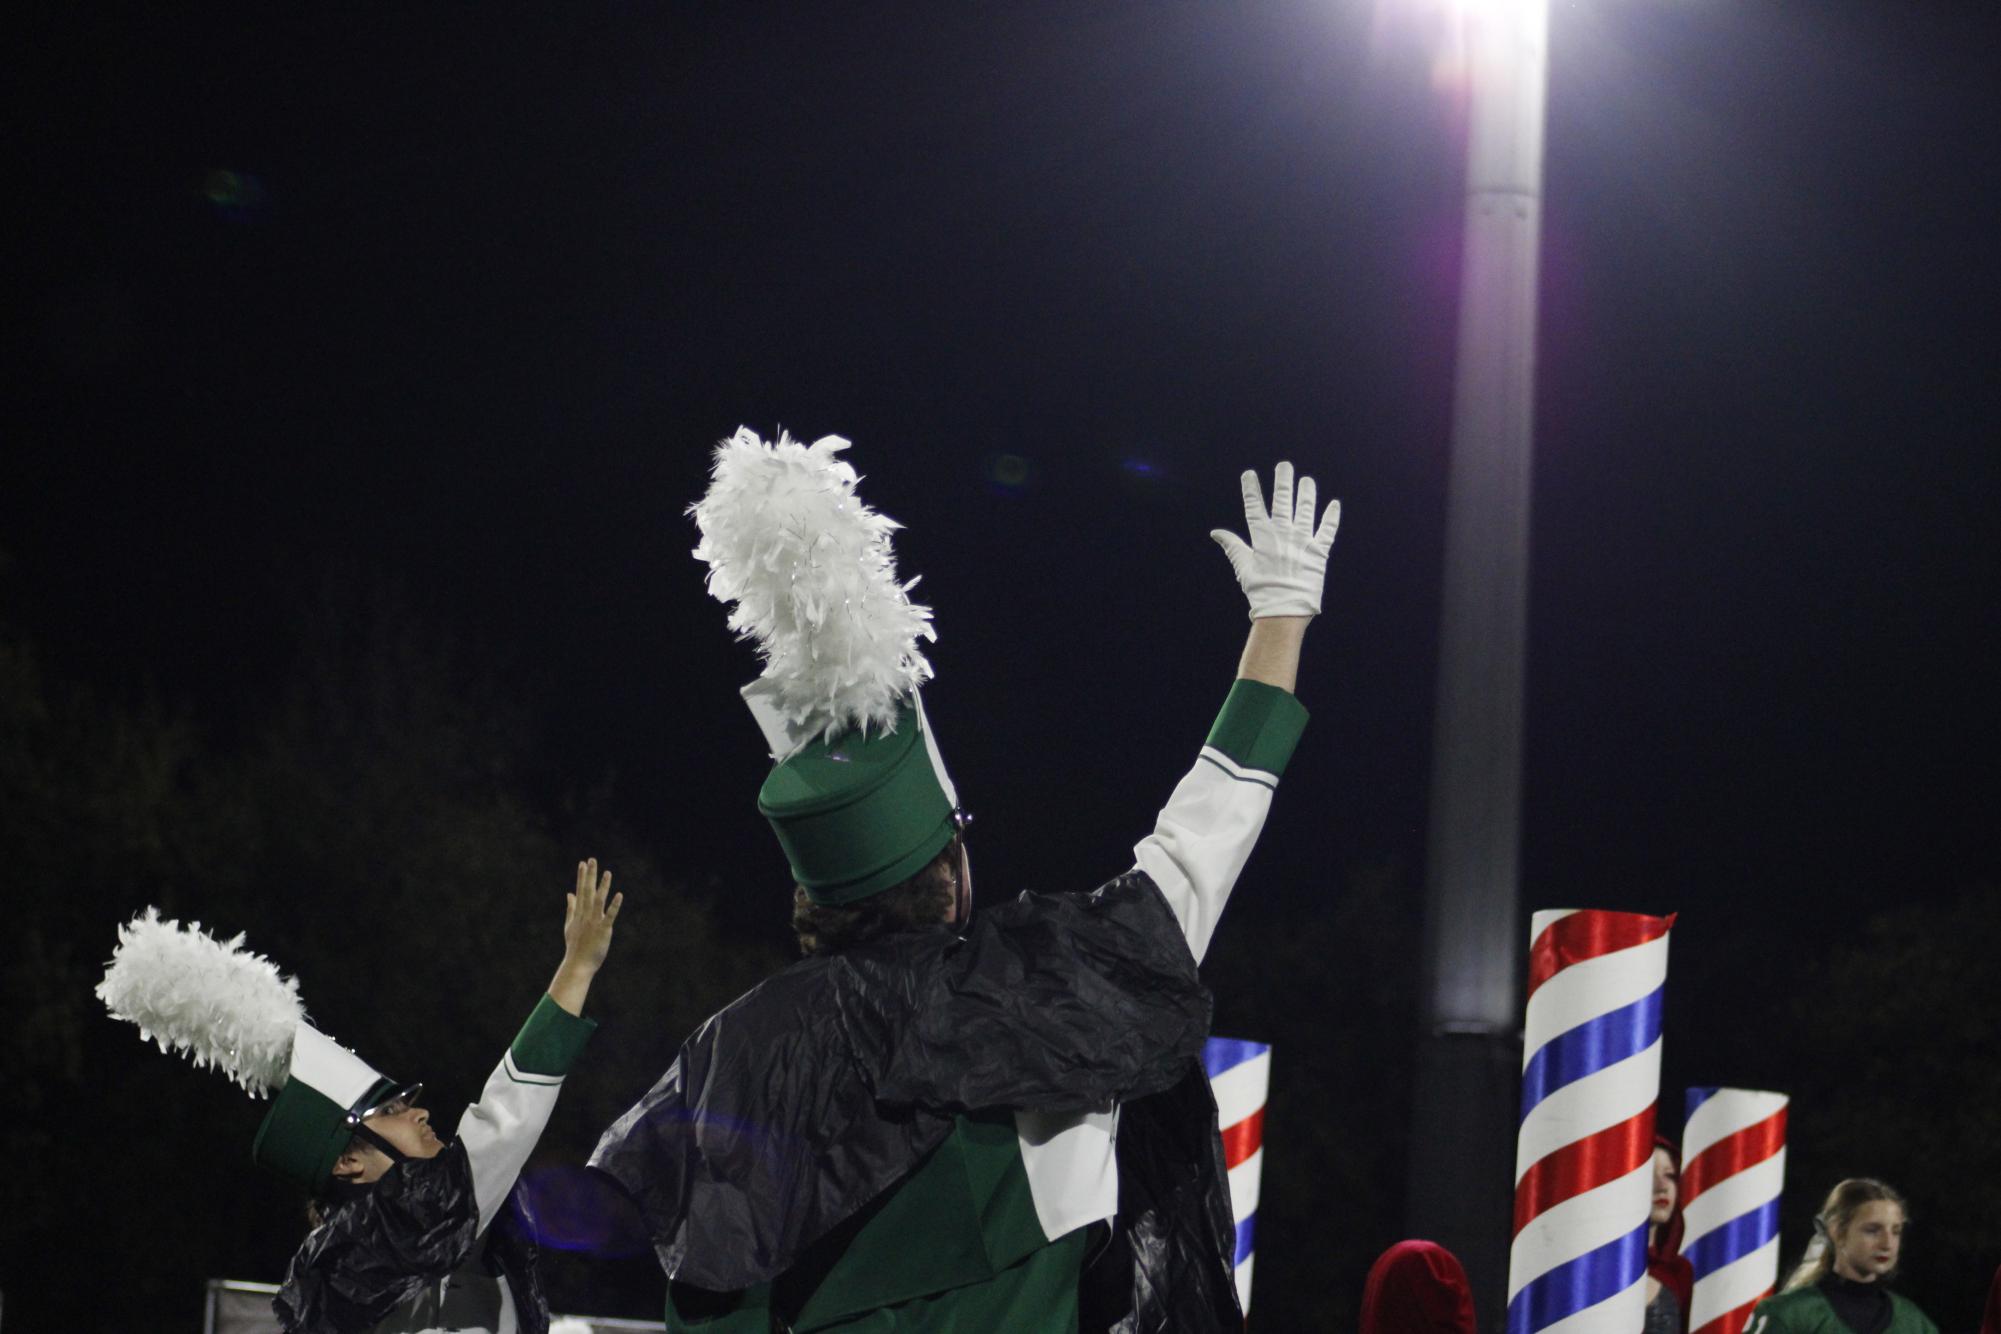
3,576,1995,1329
0,582,778,1326
1202,858,1423,1330
1772,889,2001,1329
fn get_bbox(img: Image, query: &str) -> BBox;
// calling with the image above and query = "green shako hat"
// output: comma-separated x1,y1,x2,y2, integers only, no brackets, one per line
98,909,413,1192
692,428,960,906
251,1025,414,1192
751,688,959,905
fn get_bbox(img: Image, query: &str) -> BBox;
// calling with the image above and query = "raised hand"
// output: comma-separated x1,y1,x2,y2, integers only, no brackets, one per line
564,857,622,973
1209,461,1341,620
549,858,622,1016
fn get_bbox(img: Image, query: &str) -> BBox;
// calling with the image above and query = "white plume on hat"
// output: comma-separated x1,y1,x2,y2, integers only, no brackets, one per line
690,428,935,745
96,908,304,1098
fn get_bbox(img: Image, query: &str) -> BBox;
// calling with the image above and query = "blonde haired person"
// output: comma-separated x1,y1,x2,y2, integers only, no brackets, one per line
1745,1179,1938,1334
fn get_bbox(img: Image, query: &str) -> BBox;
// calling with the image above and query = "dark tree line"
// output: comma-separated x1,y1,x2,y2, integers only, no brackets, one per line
2,573,1993,1329
1723,889,2000,1326
0,579,781,1326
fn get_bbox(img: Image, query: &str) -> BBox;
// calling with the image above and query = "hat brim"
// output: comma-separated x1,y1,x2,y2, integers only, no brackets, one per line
353,1079,422,1121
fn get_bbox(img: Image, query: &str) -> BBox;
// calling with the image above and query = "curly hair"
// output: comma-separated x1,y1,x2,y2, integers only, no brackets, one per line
790,837,961,957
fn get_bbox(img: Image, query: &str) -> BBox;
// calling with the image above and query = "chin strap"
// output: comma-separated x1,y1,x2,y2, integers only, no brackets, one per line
349,1119,411,1164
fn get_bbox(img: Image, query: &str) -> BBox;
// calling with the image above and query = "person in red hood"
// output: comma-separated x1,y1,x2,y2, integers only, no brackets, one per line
1360,1240,1477,1334
1646,1136,1695,1334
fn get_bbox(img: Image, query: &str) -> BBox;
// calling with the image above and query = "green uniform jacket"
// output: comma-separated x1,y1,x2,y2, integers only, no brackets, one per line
1746,1284,1939,1334
278,995,596,1334
594,681,1311,1332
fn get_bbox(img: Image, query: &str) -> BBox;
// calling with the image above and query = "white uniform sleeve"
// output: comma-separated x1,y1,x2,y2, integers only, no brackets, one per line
1016,682,1307,1236
1132,679,1309,964
453,994,597,1235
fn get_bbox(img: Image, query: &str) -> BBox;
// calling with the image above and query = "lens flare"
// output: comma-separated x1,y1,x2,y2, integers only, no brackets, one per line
514,1165,652,1257
201,169,271,223
983,452,1034,495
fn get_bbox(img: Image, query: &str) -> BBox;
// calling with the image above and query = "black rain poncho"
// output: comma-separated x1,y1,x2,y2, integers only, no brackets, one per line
274,1140,547,1334
589,869,1243,1330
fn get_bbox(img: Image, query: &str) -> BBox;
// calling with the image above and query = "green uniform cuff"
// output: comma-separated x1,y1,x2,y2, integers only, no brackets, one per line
1206,679,1309,777
511,993,597,1077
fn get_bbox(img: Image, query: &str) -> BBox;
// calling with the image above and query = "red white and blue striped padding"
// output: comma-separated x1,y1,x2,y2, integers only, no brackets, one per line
1508,909,1674,1334
1680,1088,1788,1334
1204,1036,1270,1316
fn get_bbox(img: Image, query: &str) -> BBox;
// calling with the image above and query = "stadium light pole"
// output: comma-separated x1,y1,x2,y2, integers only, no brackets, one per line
1406,0,1550,1323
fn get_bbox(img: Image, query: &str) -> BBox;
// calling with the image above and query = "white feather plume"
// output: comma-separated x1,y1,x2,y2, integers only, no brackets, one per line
690,427,935,743
96,908,304,1098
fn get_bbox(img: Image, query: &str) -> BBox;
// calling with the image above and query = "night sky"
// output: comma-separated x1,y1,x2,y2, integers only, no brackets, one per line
12,0,2001,1322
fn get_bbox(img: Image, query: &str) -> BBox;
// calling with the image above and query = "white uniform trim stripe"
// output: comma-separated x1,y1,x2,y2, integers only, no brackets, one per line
1015,1107,1120,1242
1508,1158,1654,1297
500,1051,564,1087
1197,745,1279,789
1688,1236,1782,1328
1681,1152,1787,1244
1522,936,1670,1063
1515,1041,1663,1180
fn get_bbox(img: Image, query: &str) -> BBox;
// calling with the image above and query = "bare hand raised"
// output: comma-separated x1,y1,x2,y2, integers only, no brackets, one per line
564,858,622,973
548,858,621,1016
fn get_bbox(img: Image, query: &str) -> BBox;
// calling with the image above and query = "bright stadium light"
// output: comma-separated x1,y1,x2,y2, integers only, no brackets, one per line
1407,0,1550,1323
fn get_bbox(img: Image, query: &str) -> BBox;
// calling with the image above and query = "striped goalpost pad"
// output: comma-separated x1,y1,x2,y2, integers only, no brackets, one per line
1680,1088,1788,1334
1204,1036,1270,1317
1508,909,1675,1334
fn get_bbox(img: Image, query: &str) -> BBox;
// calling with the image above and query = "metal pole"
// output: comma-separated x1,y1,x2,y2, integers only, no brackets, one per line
1406,0,1549,1326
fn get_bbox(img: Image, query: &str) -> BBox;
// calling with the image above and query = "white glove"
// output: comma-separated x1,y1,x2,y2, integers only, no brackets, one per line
1210,461,1340,619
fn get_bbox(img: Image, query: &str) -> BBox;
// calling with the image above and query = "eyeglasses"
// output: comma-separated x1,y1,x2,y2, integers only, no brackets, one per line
350,1083,425,1125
